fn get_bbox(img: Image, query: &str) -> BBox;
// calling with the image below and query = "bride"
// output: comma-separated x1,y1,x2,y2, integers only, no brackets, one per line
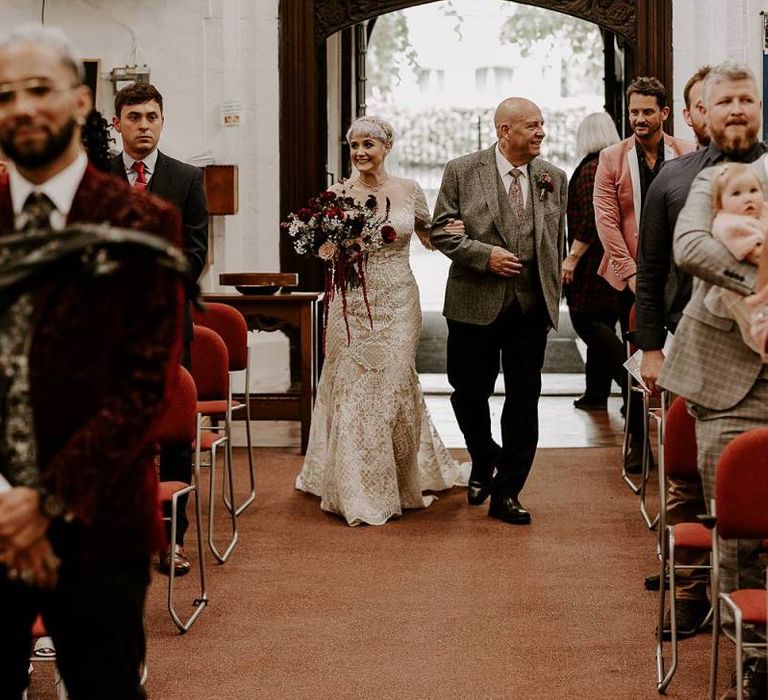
296,116,467,526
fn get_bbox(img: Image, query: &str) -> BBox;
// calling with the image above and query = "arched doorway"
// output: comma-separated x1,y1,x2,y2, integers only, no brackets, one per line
279,0,672,288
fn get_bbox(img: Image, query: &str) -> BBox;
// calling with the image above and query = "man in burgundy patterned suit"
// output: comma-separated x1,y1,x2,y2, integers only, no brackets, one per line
0,26,184,699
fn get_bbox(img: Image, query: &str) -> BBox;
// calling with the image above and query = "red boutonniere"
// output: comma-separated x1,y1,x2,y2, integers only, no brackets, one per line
536,172,554,201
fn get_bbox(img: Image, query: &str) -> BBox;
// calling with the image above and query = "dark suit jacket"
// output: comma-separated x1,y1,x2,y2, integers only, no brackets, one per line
0,165,184,562
111,151,208,281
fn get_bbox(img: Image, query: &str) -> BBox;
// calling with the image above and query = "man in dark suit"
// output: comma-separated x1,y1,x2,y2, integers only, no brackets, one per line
0,26,184,698
111,81,208,575
431,97,567,525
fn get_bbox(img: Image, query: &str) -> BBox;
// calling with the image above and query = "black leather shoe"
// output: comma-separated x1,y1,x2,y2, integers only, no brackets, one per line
573,395,607,411
625,442,655,475
720,665,768,699
467,480,491,506
659,598,710,640
467,445,501,506
488,494,531,525
157,544,191,576
625,444,644,475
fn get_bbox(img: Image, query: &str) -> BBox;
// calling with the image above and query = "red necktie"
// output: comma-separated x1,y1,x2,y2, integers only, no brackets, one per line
132,161,147,191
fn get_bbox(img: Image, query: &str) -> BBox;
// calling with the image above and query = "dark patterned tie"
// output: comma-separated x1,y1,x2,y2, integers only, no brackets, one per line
508,168,524,220
19,192,55,232
132,161,147,191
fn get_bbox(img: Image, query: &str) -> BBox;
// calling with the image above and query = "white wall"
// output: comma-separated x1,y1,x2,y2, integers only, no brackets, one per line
1,0,290,400
0,0,281,285
673,0,766,138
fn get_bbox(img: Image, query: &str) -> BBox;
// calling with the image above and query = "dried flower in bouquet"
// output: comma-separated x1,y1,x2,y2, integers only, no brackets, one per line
281,185,396,346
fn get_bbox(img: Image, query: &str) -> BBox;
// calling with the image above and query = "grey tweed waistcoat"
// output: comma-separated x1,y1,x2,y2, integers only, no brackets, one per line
496,172,542,313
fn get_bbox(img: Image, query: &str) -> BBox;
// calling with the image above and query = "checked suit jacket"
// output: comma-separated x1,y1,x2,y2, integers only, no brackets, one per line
659,157,766,410
431,144,567,328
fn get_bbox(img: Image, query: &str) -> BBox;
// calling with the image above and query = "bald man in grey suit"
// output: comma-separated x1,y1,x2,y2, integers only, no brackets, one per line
661,155,768,690
431,97,566,525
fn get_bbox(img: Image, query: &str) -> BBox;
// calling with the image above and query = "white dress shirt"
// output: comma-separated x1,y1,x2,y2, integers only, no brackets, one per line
9,151,89,231
495,144,529,209
122,148,158,186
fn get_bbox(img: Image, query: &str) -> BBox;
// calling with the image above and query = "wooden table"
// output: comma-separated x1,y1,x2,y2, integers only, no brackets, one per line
202,292,320,453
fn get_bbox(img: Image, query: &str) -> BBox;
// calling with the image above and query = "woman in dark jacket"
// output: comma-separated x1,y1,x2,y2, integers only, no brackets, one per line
563,112,623,411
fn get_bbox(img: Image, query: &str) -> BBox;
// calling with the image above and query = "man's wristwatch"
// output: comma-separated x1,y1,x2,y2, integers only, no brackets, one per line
38,489,72,522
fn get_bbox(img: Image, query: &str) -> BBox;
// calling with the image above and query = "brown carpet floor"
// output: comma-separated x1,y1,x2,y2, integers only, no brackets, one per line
30,446,735,699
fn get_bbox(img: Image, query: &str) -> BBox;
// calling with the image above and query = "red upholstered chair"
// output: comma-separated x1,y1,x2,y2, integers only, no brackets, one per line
192,302,255,516
191,325,238,563
152,365,208,632
707,428,768,700
621,304,658,530
654,396,712,692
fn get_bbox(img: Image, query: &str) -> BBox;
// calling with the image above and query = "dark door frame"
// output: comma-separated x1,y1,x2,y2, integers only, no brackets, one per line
279,0,672,287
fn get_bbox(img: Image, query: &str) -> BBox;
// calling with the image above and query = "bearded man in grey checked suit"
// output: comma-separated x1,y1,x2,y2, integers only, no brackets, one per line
430,97,566,525
661,151,768,689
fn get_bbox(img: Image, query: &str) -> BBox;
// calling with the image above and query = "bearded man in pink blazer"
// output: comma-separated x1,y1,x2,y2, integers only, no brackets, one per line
593,76,694,472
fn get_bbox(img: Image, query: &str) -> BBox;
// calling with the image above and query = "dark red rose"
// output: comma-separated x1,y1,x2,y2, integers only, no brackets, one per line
297,207,312,223
320,190,337,202
381,225,397,244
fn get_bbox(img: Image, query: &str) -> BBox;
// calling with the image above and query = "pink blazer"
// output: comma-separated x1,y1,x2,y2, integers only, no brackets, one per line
593,133,695,290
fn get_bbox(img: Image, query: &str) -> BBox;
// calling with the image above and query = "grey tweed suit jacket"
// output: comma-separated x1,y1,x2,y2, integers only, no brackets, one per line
430,144,567,327
658,159,764,410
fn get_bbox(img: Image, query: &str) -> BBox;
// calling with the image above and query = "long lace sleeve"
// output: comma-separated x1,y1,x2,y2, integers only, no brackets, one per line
413,181,434,249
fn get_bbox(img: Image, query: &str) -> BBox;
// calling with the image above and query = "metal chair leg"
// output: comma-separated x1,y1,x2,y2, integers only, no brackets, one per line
205,416,238,563
223,367,257,516
640,390,660,530
622,376,642,494
709,529,720,700
167,481,208,633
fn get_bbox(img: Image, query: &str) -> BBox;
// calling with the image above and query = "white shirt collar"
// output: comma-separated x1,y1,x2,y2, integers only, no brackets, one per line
122,148,159,176
9,150,88,220
495,144,529,181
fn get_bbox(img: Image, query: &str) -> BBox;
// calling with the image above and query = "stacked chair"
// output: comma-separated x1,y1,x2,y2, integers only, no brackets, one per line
654,396,712,692
190,324,239,563
622,304,658,530
192,302,256,516
703,428,768,700
153,365,209,632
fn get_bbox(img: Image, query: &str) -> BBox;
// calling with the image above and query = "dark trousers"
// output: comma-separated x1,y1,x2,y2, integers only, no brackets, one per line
618,288,645,442
568,307,644,436
0,557,150,700
160,342,192,545
569,308,623,403
447,301,549,496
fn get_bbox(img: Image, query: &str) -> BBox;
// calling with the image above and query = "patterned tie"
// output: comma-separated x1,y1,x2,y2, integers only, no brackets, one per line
19,192,55,232
508,168,524,220
132,161,147,191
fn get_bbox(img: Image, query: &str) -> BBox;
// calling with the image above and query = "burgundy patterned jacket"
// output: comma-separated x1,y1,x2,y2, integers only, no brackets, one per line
0,164,184,562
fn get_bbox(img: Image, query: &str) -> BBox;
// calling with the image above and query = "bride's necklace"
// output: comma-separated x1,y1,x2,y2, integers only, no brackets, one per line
355,174,389,193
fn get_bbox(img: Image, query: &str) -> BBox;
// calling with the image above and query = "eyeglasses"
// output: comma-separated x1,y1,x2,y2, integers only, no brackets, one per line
0,78,77,110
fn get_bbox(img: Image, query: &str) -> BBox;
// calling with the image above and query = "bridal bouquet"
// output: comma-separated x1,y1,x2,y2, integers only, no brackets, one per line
282,187,396,345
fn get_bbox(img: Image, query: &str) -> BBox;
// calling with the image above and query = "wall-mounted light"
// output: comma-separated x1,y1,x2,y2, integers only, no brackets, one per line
109,65,150,93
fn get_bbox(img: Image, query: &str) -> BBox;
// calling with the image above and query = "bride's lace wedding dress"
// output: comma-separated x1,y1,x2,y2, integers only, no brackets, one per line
296,178,466,526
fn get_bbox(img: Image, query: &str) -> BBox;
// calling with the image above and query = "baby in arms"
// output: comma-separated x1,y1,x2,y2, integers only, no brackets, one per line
707,162,768,357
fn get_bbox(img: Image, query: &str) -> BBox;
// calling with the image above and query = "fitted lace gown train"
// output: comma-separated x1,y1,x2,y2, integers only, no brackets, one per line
296,181,466,526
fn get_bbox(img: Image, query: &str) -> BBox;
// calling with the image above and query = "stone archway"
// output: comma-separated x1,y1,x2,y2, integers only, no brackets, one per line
279,0,672,286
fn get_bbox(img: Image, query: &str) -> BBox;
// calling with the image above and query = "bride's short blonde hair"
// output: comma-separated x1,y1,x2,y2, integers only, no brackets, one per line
346,116,395,148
